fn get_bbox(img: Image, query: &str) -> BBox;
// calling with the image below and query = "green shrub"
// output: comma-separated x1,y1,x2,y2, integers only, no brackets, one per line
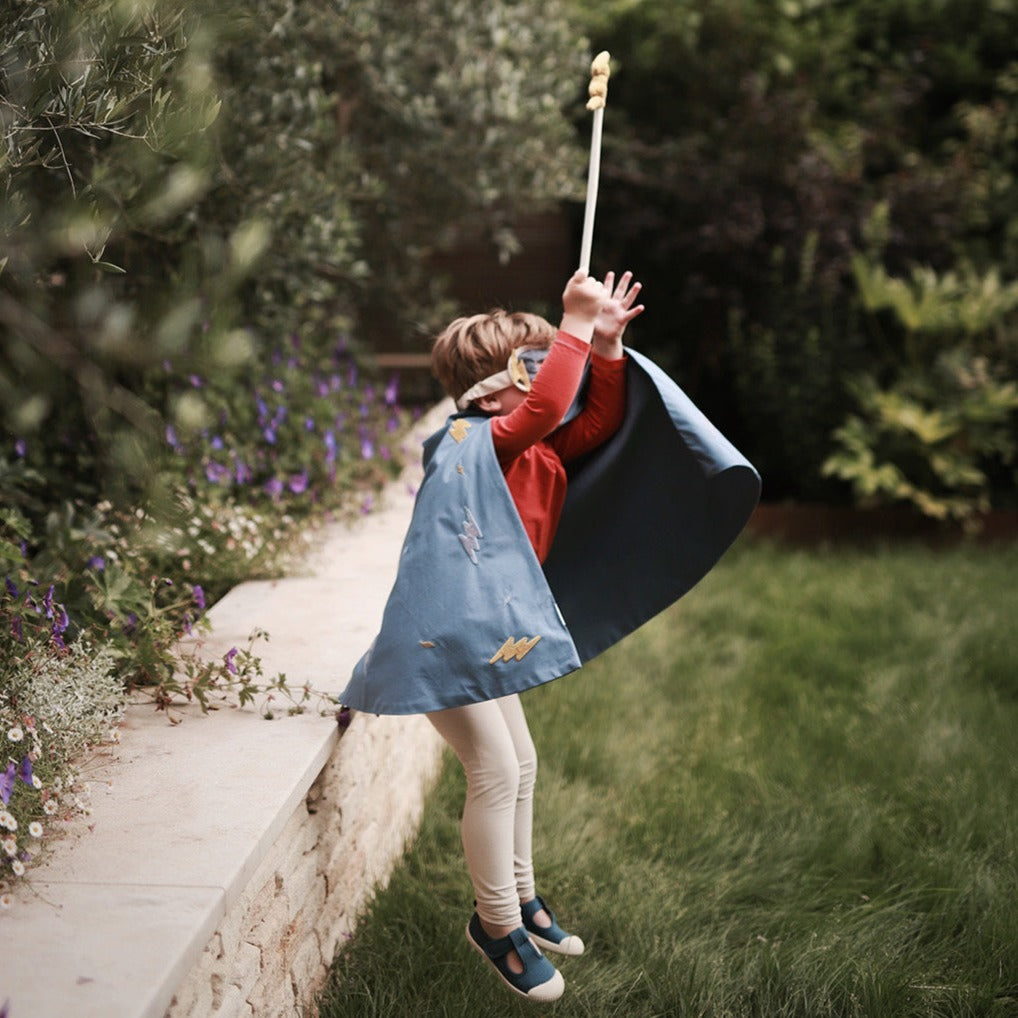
573,0,1018,503
823,255,1018,523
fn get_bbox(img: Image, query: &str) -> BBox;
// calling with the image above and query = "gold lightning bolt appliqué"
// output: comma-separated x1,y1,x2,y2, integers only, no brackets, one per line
489,635,542,664
449,419,472,443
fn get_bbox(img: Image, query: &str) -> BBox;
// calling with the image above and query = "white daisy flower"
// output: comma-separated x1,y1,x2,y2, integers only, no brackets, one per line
7,726,24,743
2,836,16,857
28,822,43,838
0,893,11,910
0,811,16,832
11,859,25,876
43,800,59,816
32,775,42,790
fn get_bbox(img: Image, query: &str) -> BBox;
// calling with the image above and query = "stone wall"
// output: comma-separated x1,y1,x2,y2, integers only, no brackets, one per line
164,712,445,1018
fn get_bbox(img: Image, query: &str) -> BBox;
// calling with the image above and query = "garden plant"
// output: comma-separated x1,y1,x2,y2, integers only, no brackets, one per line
1,0,585,897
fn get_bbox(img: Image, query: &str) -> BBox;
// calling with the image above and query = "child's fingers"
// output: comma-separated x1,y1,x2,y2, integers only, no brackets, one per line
621,303,645,325
620,280,642,309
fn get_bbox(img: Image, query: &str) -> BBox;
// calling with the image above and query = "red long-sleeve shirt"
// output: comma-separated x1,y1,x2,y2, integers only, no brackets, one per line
490,330,627,562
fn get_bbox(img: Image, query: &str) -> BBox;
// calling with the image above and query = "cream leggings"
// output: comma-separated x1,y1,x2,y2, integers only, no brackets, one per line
426,694,537,929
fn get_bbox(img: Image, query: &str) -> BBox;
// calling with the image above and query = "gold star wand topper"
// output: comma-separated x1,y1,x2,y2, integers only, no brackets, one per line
579,51,611,274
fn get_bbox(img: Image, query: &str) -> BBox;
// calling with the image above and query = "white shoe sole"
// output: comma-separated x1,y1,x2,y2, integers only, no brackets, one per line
465,923,566,1003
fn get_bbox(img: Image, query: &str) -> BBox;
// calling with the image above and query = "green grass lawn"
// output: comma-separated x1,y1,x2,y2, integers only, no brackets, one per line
318,538,1018,1018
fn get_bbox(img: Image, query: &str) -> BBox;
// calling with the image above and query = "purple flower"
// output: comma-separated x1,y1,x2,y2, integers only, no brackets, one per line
124,612,138,635
256,396,270,422
271,378,284,393
288,471,309,495
234,459,252,485
224,647,238,674
14,438,27,458
387,414,400,433
385,376,399,406
189,374,204,388
87,556,106,571
18,754,32,787
262,428,276,444
360,438,374,460
42,585,55,619
193,585,206,611
210,435,224,451
166,424,180,450
264,477,284,500
317,380,329,397
360,495,374,515
305,416,315,432
0,763,15,805
5,578,18,598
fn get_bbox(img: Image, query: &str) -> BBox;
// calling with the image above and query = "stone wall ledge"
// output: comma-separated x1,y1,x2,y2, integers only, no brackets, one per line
3,402,453,1018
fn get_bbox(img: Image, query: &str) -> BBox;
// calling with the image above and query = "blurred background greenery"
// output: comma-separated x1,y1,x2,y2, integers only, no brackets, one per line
2,0,1016,923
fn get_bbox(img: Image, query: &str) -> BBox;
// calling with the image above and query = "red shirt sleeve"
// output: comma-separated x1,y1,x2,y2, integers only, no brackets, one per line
490,331,590,464
547,351,627,462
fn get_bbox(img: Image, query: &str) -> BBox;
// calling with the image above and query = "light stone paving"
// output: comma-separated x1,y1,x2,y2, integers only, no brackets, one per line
3,401,454,1018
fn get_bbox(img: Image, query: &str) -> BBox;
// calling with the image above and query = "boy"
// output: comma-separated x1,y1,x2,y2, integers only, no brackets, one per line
340,269,760,1002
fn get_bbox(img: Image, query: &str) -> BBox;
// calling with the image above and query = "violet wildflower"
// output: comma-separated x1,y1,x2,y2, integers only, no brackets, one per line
5,578,18,598
361,438,374,460
264,477,284,500
272,378,284,393
17,755,32,788
305,416,315,432
224,647,239,674
256,396,270,422
234,459,252,485
289,471,309,495
0,764,14,805
166,424,180,450
385,375,399,406
14,438,26,458
210,435,224,451
193,585,206,611
189,374,204,388
87,556,106,571
263,427,276,444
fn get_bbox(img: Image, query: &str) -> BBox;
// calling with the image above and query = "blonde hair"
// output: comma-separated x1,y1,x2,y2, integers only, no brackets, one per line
431,310,555,404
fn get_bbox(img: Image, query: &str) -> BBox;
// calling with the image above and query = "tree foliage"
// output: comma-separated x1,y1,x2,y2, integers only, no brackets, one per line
575,0,1018,509
1,0,586,511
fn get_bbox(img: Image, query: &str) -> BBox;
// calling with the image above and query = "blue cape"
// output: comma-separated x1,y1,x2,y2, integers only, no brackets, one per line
339,348,760,715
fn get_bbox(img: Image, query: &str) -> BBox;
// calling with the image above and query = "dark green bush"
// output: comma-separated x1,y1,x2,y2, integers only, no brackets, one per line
575,0,1018,508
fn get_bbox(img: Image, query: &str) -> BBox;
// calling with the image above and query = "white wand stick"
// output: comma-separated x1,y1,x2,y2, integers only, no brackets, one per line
579,51,611,274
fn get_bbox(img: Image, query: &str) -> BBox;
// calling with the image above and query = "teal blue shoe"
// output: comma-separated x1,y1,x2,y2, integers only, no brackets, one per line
521,896,585,956
465,913,565,1002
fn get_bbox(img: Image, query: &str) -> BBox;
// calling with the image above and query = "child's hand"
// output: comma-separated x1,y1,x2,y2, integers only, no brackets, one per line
592,271,644,359
559,269,608,343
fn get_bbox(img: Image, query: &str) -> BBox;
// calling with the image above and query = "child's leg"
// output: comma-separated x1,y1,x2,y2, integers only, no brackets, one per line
426,699,523,932
494,694,538,903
